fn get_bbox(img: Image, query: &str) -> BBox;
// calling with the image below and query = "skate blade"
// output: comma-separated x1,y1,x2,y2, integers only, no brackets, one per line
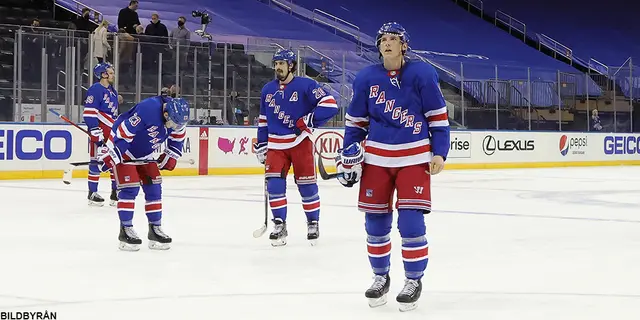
398,301,418,312
148,240,171,250
308,239,318,246
270,238,287,247
118,242,140,251
367,295,388,308
109,200,117,207
88,200,105,207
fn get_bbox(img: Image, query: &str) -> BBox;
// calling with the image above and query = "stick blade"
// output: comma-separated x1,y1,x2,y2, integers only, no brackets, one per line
252,224,267,238
62,165,73,184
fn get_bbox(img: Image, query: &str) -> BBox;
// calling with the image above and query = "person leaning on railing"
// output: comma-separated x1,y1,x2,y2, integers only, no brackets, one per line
90,20,111,65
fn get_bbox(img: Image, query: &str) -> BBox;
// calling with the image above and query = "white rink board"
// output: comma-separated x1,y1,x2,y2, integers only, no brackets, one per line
1,122,640,178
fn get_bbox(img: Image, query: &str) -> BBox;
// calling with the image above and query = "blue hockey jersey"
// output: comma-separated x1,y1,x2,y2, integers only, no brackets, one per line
257,77,338,150
83,82,119,134
344,60,450,168
107,96,186,161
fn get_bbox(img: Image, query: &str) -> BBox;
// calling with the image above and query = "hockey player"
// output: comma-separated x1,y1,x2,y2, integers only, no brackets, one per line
97,96,189,251
254,49,339,246
335,22,450,311
83,62,119,206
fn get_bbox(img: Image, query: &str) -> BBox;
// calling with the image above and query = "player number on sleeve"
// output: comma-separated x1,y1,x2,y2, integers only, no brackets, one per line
312,87,326,99
129,113,141,127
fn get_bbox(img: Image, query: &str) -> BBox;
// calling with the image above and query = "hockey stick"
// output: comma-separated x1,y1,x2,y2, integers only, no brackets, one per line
252,177,268,238
49,108,91,136
62,158,196,185
317,151,339,180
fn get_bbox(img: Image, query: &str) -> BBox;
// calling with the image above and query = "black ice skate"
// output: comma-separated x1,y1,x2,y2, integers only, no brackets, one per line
109,189,118,207
118,225,142,251
396,278,422,312
269,218,288,247
148,224,172,250
365,274,390,308
88,191,105,207
307,220,319,246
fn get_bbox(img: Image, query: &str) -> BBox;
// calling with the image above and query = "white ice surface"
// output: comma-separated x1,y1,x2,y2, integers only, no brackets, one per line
0,167,639,319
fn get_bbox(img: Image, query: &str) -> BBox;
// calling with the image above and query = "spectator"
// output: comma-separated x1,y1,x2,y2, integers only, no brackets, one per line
145,13,168,42
169,16,190,74
74,8,96,33
92,19,111,64
117,1,140,35
592,109,603,131
169,16,190,48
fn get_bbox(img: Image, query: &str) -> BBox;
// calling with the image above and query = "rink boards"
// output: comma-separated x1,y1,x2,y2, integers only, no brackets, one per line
0,123,639,179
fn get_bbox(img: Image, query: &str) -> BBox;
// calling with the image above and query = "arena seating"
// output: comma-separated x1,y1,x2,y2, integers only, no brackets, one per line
481,0,640,66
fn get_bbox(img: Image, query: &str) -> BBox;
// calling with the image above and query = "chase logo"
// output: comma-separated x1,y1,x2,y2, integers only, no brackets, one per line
559,135,587,156
0,129,72,160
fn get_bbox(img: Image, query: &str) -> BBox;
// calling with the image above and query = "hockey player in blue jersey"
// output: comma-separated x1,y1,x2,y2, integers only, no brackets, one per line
335,22,450,311
97,96,189,251
84,63,119,206
254,49,339,246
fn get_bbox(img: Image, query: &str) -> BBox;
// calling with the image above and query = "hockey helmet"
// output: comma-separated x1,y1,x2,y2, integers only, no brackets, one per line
376,22,410,49
164,97,190,129
272,49,297,64
93,62,113,79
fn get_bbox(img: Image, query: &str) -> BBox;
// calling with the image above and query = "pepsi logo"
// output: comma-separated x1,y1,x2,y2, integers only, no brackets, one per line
559,135,570,156
559,135,587,156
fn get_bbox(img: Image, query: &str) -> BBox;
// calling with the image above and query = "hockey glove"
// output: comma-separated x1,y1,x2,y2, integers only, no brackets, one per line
254,142,267,164
294,113,314,136
158,149,180,171
89,127,105,144
97,145,121,172
335,142,364,188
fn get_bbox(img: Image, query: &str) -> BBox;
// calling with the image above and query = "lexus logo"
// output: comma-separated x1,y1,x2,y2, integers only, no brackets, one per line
482,135,497,155
482,135,535,156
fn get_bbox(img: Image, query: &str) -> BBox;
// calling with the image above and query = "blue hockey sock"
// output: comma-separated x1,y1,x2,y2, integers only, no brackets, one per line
267,178,287,221
142,183,162,225
117,187,139,226
88,164,100,193
398,209,429,280
110,171,117,191
298,183,320,222
365,212,393,275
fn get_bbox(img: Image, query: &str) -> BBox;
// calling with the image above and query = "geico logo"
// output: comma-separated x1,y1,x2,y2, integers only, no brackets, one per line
0,129,72,160
604,136,640,154
450,136,470,151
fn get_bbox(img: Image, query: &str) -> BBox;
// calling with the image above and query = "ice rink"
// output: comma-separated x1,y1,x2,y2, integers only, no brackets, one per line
1,166,639,320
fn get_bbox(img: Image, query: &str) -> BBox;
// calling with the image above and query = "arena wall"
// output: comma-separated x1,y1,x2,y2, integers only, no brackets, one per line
0,123,639,180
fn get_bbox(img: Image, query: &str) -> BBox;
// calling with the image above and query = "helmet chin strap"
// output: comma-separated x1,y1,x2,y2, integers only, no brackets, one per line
278,66,292,82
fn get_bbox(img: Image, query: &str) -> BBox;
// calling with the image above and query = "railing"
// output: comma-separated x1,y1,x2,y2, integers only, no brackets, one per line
589,58,609,75
53,0,103,25
495,10,526,40
267,0,363,51
302,45,335,73
0,23,636,132
537,33,573,60
455,0,484,18
268,0,293,14
312,9,360,34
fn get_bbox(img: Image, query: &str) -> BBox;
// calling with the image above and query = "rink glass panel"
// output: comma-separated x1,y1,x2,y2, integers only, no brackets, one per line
2,24,637,132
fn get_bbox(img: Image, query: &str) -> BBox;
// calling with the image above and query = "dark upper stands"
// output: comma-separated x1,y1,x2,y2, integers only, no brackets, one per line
291,0,601,105
482,0,640,66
